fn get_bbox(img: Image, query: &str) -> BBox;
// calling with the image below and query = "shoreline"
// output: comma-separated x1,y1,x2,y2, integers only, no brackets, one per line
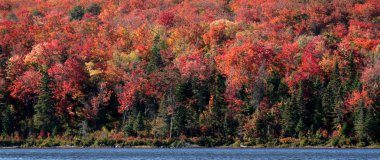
2,145,380,149
2,136,380,149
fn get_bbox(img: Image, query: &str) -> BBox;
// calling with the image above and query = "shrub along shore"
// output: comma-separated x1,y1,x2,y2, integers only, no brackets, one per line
1,129,379,148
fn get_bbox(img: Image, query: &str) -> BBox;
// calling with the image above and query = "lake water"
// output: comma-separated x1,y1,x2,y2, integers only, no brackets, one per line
0,148,379,160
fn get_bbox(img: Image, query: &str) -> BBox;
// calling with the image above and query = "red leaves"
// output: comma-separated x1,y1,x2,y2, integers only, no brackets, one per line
361,60,380,101
217,43,273,87
203,24,227,46
275,43,300,76
286,37,324,88
157,11,175,28
83,82,112,120
216,42,273,108
348,20,380,50
0,1,11,11
235,8,260,23
352,0,380,21
345,88,373,112
116,68,150,112
48,57,87,100
9,70,42,102
203,20,237,46
177,50,209,80
115,83,135,113
332,23,348,39
0,72,5,92
25,40,64,66
45,57,88,116
300,41,323,76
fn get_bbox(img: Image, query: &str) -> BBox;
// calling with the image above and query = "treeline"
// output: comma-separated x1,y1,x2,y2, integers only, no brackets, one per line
0,0,379,147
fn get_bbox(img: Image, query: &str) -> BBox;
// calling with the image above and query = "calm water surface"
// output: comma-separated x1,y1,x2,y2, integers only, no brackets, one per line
0,148,379,160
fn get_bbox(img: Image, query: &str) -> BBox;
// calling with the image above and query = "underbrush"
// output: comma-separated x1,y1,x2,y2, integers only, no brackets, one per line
0,130,378,148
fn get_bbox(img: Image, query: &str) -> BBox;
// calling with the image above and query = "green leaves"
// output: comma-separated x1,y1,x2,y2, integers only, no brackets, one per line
70,6,85,21
86,3,101,16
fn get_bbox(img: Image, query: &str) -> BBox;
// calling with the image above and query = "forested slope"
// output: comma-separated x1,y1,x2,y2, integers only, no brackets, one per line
0,0,379,147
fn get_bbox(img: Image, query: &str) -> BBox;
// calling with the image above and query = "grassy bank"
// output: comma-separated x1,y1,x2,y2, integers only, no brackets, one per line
1,133,379,149
1,128,378,148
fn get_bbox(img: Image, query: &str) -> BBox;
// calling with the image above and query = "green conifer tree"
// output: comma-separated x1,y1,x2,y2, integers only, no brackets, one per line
354,101,366,142
133,112,145,136
33,71,57,135
1,106,14,135
86,3,102,16
147,35,164,73
152,98,171,138
69,6,85,21
296,118,306,137
322,81,334,131
332,62,344,127
281,95,298,137
312,77,323,131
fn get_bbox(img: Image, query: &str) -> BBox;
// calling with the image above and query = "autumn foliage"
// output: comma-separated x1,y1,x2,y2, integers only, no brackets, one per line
0,0,379,146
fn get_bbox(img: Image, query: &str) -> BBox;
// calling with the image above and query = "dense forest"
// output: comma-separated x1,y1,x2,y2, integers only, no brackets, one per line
0,0,379,147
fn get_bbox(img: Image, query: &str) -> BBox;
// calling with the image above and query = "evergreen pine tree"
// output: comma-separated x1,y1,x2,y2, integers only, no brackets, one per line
209,74,226,137
296,83,306,123
152,98,171,138
322,61,344,131
281,95,298,137
1,106,14,135
172,105,187,137
0,110,2,134
33,70,57,135
223,113,238,140
175,80,193,102
364,108,374,142
147,35,164,73
354,101,366,142
296,118,306,137
332,62,344,127
86,3,102,16
346,52,357,90
124,117,135,137
133,112,145,135
69,6,85,21
312,77,323,131
322,81,334,131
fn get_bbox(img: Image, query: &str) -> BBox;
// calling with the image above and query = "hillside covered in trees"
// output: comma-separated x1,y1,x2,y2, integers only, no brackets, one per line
0,0,379,147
